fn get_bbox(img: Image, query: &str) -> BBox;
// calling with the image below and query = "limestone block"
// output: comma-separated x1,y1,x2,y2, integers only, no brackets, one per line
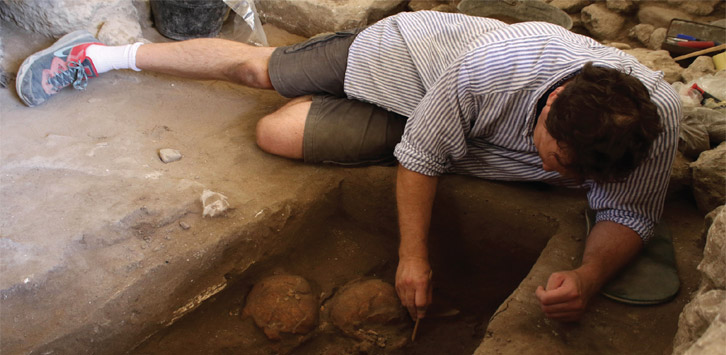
683,316,726,355
704,206,724,233
698,207,726,290
408,0,444,12
623,48,683,83
243,275,318,340
682,107,726,146
550,0,590,14
679,114,710,159
672,289,726,355
629,23,654,46
691,142,726,214
0,0,143,44
606,0,636,14
679,0,720,16
255,0,406,38
682,57,717,84
648,27,667,50
667,150,692,196
581,3,625,40
637,4,691,29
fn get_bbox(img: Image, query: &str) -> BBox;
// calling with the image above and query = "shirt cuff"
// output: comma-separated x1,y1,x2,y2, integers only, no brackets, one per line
393,139,447,176
596,209,656,243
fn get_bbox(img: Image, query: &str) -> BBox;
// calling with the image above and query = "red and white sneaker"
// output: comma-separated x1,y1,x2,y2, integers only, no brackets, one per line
16,31,102,107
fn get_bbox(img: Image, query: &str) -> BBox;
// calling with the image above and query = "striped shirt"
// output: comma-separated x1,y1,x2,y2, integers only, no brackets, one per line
344,11,681,241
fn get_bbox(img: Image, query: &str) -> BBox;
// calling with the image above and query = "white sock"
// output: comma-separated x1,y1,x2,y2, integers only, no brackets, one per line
85,42,144,74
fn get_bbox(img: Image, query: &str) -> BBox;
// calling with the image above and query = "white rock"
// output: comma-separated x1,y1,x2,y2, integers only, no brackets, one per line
647,27,667,50
581,3,625,40
691,142,726,214
682,57,717,84
672,289,726,355
96,15,143,46
201,190,230,217
256,0,406,38
158,149,182,163
698,207,726,290
623,48,683,83
0,0,143,44
629,23,654,46
637,4,691,28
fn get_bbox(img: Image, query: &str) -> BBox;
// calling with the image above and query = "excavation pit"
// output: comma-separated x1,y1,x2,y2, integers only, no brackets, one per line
130,178,559,355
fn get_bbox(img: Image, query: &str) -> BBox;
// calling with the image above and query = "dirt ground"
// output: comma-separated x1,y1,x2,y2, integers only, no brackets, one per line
0,16,709,355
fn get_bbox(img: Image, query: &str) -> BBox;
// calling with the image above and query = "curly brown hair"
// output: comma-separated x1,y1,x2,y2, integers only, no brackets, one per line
546,62,663,184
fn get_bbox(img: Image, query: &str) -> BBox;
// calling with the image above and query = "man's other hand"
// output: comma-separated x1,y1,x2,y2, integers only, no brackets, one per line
535,270,593,322
395,256,433,320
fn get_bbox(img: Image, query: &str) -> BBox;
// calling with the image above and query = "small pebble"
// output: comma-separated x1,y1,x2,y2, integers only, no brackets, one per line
159,149,182,163
180,222,191,230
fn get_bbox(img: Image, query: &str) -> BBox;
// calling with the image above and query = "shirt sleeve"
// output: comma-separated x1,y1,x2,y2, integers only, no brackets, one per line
393,57,477,176
587,89,682,242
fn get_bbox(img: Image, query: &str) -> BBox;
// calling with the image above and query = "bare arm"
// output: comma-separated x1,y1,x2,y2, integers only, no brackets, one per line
395,164,438,320
535,220,643,321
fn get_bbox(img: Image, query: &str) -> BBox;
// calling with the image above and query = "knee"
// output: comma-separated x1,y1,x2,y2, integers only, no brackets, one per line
226,59,272,89
255,115,275,153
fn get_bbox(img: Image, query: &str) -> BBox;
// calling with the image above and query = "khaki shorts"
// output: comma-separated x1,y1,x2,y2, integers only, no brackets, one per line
268,29,406,166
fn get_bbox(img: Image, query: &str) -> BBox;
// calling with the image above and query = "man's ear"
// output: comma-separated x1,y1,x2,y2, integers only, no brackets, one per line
547,86,565,106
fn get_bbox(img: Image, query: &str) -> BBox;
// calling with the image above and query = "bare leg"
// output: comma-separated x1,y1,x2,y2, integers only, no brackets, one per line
256,96,312,159
135,38,276,89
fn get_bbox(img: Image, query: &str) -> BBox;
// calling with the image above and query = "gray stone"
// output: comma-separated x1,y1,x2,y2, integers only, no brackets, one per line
637,4,691,29
680,0,720,16
255,0,406,38
0,0,143,44
691,142,726,213
581,3,625,40
550,0,590,14
679,114,710,159
698,207,726,290
672,289,726,355
629,23,655,46
682,57,717,84
606,0,636,14
158,148,182,163
648,27,667,50
682,107,726,146
623,48,683,83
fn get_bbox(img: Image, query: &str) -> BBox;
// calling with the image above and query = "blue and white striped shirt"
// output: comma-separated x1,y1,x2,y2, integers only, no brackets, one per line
344,11,681,241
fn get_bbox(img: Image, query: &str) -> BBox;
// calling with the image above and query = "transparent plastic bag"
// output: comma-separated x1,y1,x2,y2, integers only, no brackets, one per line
223,0,268,47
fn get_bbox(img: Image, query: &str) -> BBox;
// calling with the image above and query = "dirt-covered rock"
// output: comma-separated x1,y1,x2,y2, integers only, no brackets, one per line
623,48,683,83
606,0,636,14
682,107,726,146
647,27,666,50
637,4,691,28
243,274,319,340
698,207,726,290
255,0,406,38
629,23,654,46
550,0,591,14
672,289,726,354
679,0,720,16
679,114,711,159
691,143,726,214
328,279,408,350
581,3,625,40
682,57,717,84
0,0,143,45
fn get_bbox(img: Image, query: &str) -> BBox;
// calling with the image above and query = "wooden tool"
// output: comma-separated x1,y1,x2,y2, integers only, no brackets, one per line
673,44,726,61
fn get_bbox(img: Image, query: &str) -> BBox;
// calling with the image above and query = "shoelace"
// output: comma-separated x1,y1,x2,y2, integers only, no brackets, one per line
47,61,89,91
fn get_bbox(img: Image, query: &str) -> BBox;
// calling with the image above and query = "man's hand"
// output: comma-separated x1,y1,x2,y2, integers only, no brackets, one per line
535,220,643,322
396,256,433,320
535,270,592,322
